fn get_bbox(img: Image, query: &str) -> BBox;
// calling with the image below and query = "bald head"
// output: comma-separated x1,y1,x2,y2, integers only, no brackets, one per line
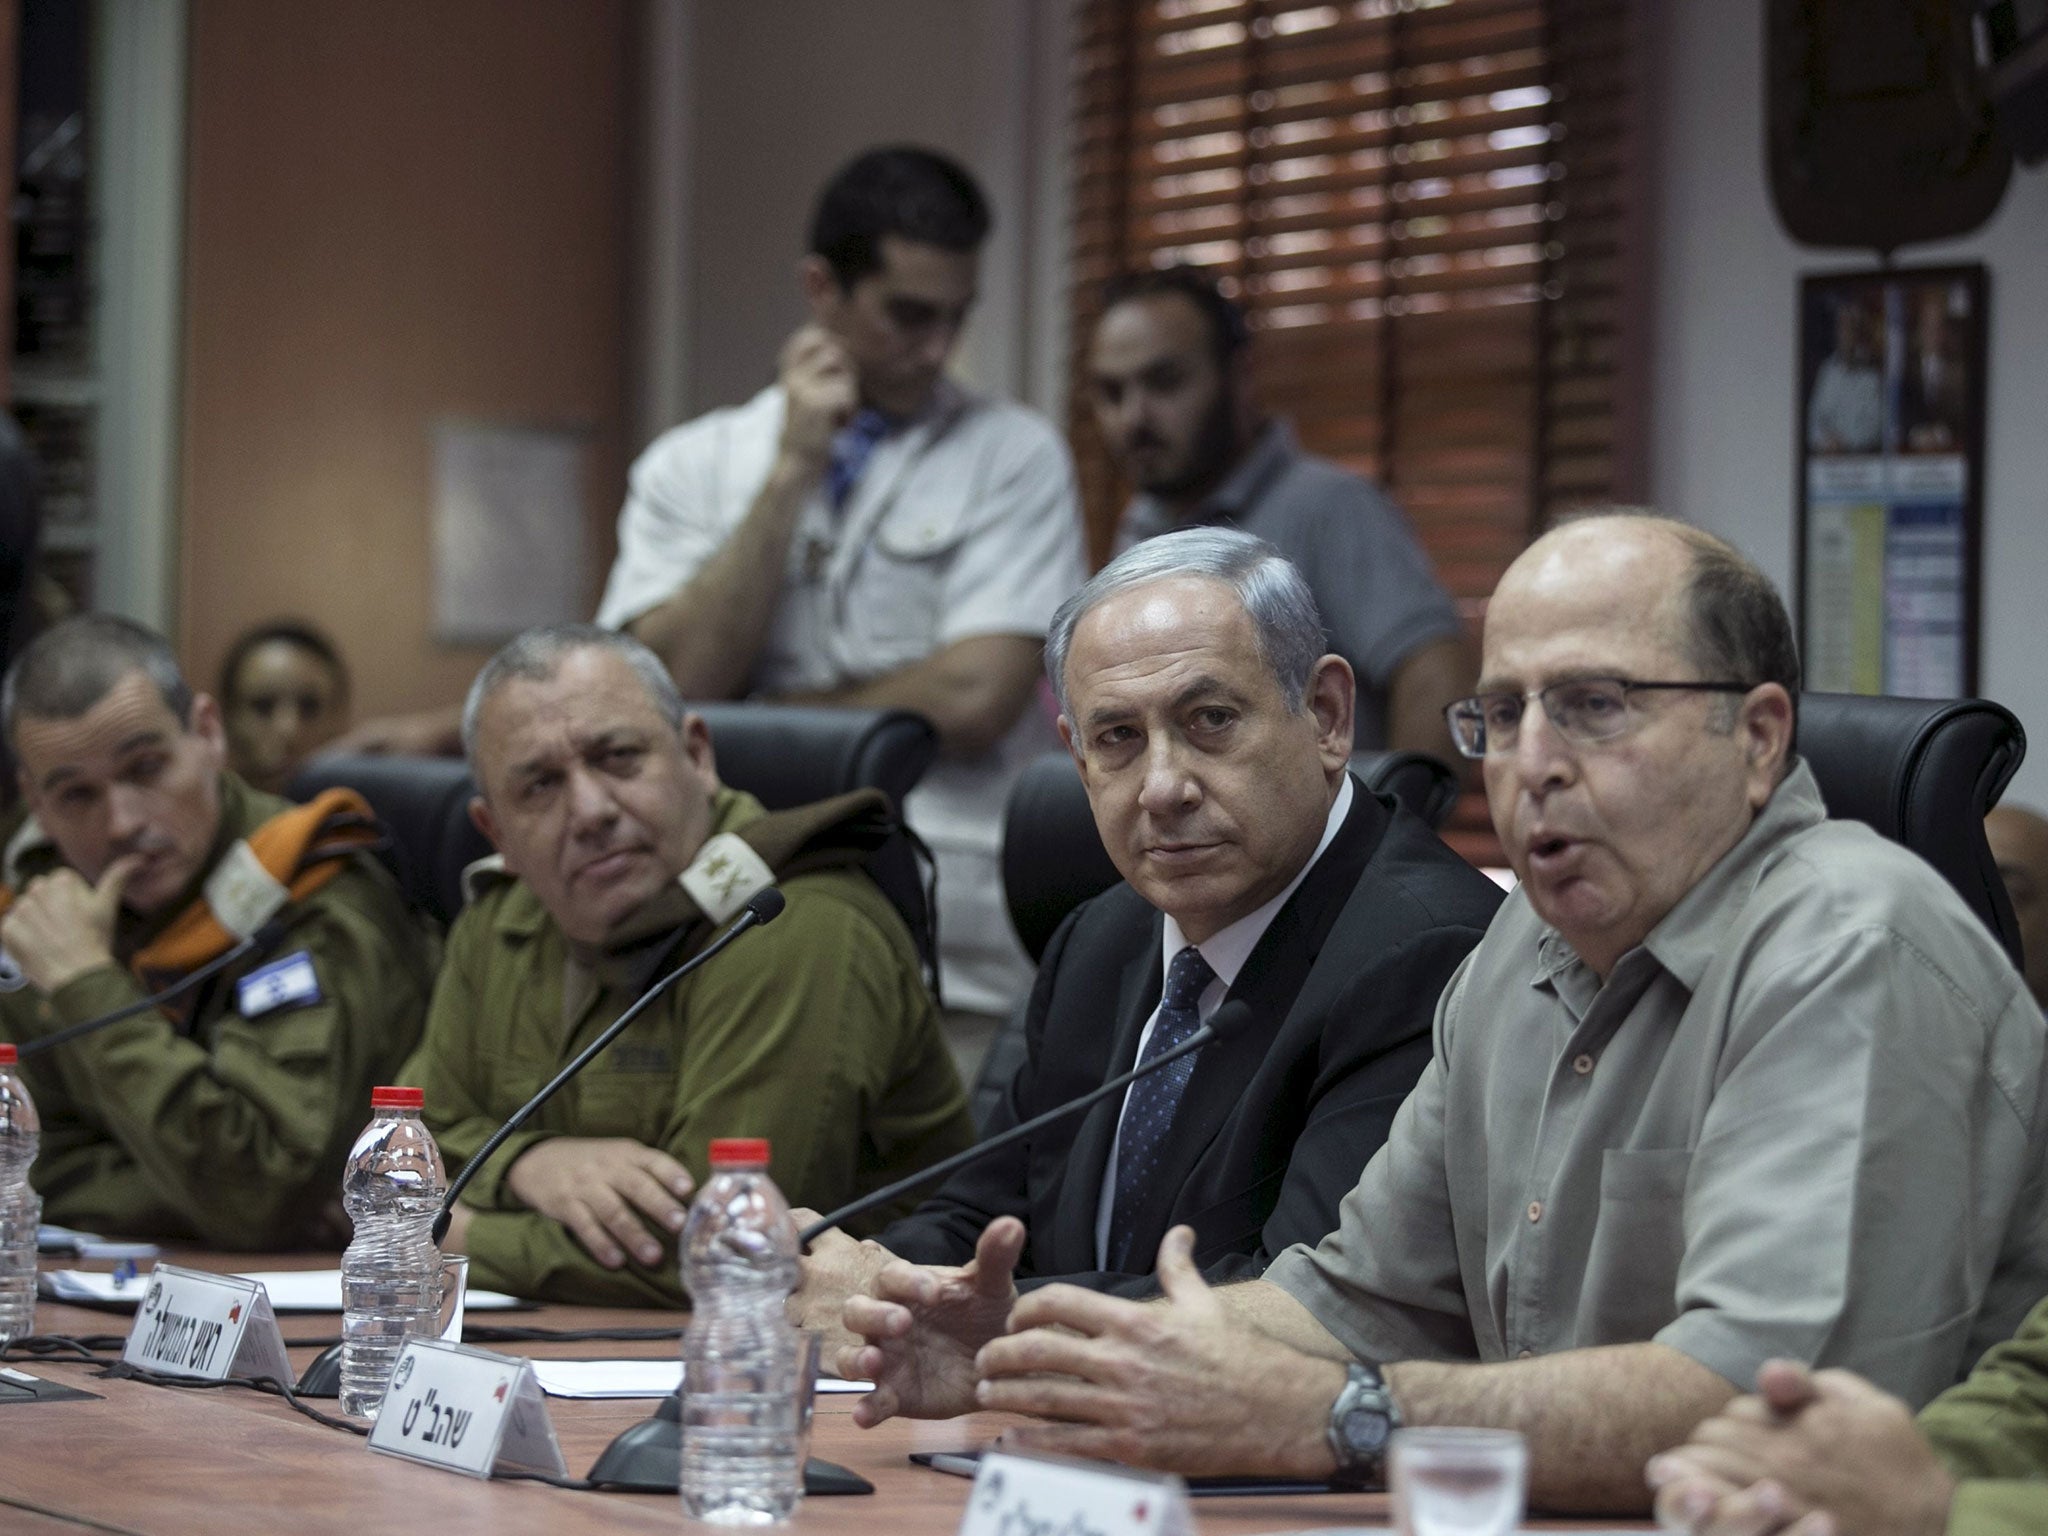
1501,515,1800,724
1479,513,1798,976
1987,804,2048,1008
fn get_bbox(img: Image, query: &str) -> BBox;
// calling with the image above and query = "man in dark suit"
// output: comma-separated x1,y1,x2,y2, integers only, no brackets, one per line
792,525,1501,1422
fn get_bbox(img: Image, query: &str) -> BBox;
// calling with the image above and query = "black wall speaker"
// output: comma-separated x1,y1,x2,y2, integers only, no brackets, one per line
1767,0,2012,251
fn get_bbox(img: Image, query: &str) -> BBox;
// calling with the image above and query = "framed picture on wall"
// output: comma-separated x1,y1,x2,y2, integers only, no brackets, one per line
1795,264,1987,698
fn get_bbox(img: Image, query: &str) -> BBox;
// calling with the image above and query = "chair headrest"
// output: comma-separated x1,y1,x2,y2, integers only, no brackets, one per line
1796,691,2027,967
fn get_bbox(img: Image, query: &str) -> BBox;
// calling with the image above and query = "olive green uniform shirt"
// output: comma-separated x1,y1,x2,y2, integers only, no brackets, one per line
1267,762,2048,1405
405,787,973,1307
1920,1291,2048,1534
0,774,436,1247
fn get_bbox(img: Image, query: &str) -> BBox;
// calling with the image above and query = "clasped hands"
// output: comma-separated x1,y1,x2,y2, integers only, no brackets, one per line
793,1217,1338,1477
1646,1359,1957,1536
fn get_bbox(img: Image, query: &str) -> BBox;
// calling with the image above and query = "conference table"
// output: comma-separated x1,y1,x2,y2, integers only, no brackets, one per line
2,1251,1655,1534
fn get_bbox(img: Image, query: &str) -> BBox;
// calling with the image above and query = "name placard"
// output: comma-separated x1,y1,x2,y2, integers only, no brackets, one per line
367,1338,565,1480
958,1451,1194,1536
120,1264,291,1384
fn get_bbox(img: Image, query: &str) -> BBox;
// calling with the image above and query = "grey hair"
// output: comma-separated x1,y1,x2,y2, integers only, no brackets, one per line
1,614,195,750
461,624,686,777
1044,527,1327,717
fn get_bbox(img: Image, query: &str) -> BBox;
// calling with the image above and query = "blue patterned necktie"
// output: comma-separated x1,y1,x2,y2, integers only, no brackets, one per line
1108,943,1218,1268
825,408,891,511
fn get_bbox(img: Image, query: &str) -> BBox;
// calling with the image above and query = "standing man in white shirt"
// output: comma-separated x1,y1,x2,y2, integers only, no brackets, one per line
594,146,1087,1070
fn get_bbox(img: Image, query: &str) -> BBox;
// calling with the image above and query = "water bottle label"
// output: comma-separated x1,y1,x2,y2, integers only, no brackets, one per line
120,1265,291,1385
956,1451,1195,1536
367,1338,566,1481
235,951,321,1018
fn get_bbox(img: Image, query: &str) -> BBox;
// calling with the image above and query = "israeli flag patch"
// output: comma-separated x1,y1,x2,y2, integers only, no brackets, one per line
236,951,322,1018
0,948,25,993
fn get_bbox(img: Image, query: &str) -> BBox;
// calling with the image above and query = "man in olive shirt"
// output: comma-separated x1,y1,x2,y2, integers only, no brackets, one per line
411,625,972,1306
0,615,433,1246
961,515,2047,1513
1648,1299,2048,1536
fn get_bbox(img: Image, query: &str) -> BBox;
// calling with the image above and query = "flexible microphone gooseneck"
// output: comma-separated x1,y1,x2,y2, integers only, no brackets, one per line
16,923,289,1060
587,993,1250,1491
796,995,1252,1247
429,886,787,1246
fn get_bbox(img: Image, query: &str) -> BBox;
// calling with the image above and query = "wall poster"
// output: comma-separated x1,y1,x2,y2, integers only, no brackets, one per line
1796,264,1986,699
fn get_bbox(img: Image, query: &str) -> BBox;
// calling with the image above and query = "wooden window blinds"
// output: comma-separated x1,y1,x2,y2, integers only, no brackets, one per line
1067,0,1648,608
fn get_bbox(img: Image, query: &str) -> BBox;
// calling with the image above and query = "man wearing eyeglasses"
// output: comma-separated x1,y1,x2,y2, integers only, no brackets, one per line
962,512,2048,1514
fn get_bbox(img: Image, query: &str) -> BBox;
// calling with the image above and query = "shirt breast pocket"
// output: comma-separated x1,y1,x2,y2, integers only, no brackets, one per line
850,494,972,663
1578,1147,1691,1345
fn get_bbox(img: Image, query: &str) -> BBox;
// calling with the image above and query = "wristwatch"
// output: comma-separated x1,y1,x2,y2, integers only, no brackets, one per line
1324,1360,1400,1488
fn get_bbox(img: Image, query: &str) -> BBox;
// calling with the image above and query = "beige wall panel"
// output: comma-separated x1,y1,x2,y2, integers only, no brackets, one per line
177,0,628,717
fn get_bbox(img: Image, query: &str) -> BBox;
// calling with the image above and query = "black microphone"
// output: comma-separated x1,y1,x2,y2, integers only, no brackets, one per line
16,920,291,1060
796,992,1255,1246
429,886,786,1245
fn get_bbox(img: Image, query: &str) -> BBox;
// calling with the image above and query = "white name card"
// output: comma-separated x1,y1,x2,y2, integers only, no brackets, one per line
121,1264,291,1384
367,1337,566,1481
959,1451,1195,1536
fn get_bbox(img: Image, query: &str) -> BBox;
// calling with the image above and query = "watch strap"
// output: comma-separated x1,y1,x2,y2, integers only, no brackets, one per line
1325,1359,1400,1489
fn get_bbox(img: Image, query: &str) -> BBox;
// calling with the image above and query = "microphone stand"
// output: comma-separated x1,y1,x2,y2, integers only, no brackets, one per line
18,928,280,1059
797,1017,1229,1245
430,888,785,1244
593,1003,1247,1493
299,888,786,1400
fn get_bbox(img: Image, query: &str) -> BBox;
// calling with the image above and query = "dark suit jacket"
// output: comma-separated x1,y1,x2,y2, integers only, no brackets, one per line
879,778,1503,1294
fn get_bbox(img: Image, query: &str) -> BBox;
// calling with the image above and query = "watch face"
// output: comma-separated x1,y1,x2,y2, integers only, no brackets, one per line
1340,1407,1390,1454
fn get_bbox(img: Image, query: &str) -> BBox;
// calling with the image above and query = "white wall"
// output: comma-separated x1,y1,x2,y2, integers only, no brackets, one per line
638,0,1071,434
1651,0,2048,808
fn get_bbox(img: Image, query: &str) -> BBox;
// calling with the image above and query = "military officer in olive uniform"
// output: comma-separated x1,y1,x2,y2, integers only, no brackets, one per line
0,615,435,1247
408,625,972,1307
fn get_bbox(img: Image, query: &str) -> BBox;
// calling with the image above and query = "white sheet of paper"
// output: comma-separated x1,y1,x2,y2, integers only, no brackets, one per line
39,1266,524,1313
529,1358,874,1399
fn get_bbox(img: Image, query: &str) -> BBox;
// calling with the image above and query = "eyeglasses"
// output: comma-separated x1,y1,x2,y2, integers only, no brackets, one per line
1443,677,1756,759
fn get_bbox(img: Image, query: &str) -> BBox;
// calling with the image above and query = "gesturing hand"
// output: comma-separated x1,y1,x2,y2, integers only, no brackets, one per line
503,1137,696,1269
974,1224,1342,1478
840,1215,1026,1427
2,855,139,995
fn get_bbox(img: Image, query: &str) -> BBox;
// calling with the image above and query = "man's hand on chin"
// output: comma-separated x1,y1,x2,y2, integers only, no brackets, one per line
841,1215,1028,1427
974,1224,1342,1477
1,855,140,996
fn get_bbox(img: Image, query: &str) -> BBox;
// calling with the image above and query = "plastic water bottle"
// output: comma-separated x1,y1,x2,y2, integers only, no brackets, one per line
0,1042,39,1350
339,1085,445,1419
680,1137,805,1525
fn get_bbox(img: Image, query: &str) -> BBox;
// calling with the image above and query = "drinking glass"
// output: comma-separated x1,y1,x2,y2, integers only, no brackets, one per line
1389,1427,1528,1536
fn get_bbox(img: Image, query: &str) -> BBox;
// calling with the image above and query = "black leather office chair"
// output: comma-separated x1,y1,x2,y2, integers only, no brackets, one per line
1795,691,2027,968
997,747,1460,968
288,753,482,928
290,705,940,947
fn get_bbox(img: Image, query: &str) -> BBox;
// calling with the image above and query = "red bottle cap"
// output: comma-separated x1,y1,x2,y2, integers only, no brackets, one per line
708,1137,770,1167
370,1085,424,1110
0,1044,15,1066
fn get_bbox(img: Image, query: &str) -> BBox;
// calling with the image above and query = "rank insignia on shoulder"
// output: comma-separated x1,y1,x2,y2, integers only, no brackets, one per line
236,951,322,1018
